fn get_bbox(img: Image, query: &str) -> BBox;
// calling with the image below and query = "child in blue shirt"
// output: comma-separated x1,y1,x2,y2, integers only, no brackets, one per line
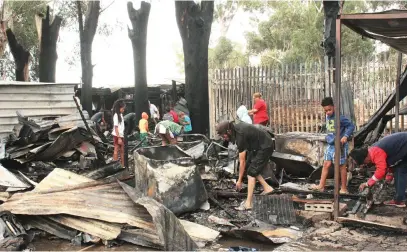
310,97,355,194
178,112,192,133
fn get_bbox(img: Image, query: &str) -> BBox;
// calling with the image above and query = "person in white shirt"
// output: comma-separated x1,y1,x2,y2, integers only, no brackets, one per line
112,99,126,166
236,102,252,124
149,101,159,124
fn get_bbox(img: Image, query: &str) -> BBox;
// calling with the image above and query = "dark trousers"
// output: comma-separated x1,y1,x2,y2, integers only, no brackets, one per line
394,160,407,202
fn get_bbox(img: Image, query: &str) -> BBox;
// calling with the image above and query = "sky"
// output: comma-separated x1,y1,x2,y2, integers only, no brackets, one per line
55,0,254,88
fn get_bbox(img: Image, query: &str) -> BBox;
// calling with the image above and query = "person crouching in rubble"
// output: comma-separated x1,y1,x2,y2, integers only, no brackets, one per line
310,97,355,194
91,110,111,132
139,112,149,147
236,101,252,124
178,112,192,134
112,100,126,167
155,120,184,146
216,121,274,211
349,132,407,208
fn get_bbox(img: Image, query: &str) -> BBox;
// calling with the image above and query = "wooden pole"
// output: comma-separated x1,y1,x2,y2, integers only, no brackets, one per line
395,52,402,132
172,80,177,105
333,16,342,221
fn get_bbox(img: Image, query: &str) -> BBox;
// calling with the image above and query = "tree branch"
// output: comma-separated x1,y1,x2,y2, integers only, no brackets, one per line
100,0,115,14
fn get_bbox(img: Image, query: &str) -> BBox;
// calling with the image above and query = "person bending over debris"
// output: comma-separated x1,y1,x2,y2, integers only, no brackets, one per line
349,132,407,208
139,112,149,147
149,100,160,124
112,100,126,166
162,106,174,122
216,121,274,211
248,92,269,126
170,105,180,123
124,112,137,135
91,110,112,132
178,112,192,134
236,102,252,124
155,120,184,146
310,97,355,194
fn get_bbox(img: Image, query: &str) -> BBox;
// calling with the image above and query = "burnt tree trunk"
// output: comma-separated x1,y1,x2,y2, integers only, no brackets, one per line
127,1,151,121
37,6,62,83
6,29,30,81
175,1,214,134
77,0,100,115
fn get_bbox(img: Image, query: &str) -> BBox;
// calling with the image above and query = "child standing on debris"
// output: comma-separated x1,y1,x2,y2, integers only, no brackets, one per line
310,97,355,194
112,100,126,167
139,112,149,147
178,112,192,133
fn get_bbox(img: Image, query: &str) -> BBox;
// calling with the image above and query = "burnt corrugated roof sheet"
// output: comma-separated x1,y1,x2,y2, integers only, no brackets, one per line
342,10,407,54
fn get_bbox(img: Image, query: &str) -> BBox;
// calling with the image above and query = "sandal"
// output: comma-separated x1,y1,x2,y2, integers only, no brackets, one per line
340,189,349,194
260,189,275,196
309,184,325,192
235,201,252,211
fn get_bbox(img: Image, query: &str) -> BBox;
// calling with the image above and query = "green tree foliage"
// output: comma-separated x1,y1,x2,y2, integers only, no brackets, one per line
246,0,375,66
2,1,48,81
209,36,248,69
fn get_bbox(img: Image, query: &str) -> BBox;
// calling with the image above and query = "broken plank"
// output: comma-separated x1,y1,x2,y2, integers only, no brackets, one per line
337,217,407,233
291,196,333,204
21,216,77,241
48,215,122,241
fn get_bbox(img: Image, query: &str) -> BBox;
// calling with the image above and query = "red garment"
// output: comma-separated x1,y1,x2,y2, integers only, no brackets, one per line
253,99,269,125
113,136,123,146
368,146,394,186
170,110,179,123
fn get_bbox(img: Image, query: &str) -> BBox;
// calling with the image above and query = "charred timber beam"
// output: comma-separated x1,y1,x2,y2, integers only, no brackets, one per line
212,189,363,200
333,16,342,221
395,52,402,132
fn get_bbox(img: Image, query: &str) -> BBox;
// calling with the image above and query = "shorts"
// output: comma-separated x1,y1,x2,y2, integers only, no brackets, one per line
113,136,123,145
140,132,148,147
247,147,274,177
324,143,348,165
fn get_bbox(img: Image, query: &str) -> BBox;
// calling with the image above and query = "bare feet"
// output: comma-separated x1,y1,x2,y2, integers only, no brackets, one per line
309,184,325,192
260,188,274,195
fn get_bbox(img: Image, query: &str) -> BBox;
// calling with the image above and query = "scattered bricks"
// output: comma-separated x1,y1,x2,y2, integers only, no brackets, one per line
305,203,334,212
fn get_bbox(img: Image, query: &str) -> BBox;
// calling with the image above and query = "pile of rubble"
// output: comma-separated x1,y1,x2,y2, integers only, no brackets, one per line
1,111,407,251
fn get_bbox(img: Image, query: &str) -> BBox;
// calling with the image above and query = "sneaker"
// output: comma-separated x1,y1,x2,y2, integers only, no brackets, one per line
383,200,406,208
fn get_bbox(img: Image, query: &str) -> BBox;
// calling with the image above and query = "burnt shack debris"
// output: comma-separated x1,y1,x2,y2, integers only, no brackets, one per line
0,108,406,251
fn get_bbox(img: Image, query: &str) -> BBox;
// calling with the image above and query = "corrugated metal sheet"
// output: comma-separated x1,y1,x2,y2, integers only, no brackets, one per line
0,81,78,139
1,169,155,232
